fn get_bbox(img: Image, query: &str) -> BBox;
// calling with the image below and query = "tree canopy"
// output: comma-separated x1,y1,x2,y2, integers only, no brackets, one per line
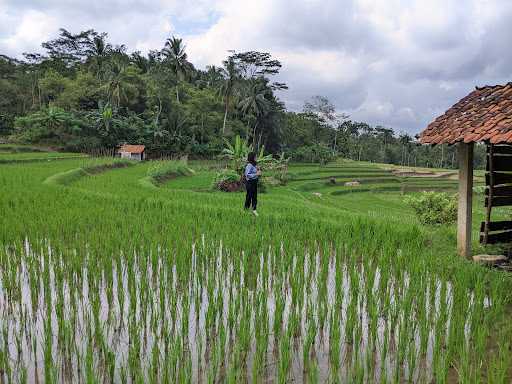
0,28,477,167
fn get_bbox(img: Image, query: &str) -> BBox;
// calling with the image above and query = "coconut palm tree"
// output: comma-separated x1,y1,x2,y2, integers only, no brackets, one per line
131,51,151,74
85,35,111,78
219,57,240,135
101,56,138,109
238,80,270,146
162,36,192,103
203,65,223,88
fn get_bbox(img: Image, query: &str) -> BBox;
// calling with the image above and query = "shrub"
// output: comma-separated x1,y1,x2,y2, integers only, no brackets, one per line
14,107,84,144
212,169,270,193
212,169,243,192
404,191,457,225
473,185,486,195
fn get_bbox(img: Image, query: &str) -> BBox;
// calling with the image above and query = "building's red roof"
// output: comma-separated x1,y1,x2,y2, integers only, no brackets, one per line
118,144,145,153
420,83,512,145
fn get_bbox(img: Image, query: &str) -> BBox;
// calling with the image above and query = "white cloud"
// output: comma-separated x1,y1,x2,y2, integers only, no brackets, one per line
0,9,57,54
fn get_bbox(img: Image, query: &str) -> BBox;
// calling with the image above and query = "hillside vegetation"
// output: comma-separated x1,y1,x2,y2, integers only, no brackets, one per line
0,29,488,167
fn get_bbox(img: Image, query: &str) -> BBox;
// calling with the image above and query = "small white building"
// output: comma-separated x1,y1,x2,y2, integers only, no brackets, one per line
118,145,145,161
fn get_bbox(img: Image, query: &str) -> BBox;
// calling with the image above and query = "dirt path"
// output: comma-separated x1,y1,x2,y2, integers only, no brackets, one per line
391,170,457,178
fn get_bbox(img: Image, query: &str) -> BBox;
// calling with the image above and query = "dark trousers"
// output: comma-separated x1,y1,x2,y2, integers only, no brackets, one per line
244,179,258,210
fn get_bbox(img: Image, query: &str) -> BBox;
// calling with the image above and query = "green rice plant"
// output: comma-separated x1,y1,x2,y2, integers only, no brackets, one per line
43,167,88,186
303,307,317,374
277,329,292,384
0,158,509,382
487,336,510,384
329,311,341,377
308,359,319,383
146,160,194,184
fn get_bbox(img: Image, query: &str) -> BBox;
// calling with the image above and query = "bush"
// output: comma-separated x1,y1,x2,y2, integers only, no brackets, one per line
212,169,243,192
473,185,486,195
404,191,457,225
14,107,84,144
213,170,269,193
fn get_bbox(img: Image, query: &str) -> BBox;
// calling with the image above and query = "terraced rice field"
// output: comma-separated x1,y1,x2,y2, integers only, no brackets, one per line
288,164,460,194
0,149,87,163
0,157,511,383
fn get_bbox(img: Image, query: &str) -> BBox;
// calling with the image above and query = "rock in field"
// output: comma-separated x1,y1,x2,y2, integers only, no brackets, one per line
472,254,507,265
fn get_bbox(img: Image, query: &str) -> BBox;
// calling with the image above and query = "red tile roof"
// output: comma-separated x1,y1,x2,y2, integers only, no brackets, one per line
420,83,512,144
118,144,145,153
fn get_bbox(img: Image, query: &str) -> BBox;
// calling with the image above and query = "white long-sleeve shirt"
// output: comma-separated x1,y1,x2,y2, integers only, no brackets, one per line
245,163,258,180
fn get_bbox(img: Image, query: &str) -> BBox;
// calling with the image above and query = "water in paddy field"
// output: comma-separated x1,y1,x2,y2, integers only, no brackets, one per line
0,238,488,383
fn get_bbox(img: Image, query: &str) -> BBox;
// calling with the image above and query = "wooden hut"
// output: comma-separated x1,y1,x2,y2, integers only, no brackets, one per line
118,145,145,161
420,82,512,258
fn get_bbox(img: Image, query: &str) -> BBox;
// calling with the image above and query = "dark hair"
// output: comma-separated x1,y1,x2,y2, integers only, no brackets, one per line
247,152,257,166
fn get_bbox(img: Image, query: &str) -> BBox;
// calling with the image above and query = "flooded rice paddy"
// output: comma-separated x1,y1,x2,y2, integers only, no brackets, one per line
0,238,494,383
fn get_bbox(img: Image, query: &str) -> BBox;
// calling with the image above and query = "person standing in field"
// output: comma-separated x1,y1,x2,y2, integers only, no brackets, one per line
244,152,261,216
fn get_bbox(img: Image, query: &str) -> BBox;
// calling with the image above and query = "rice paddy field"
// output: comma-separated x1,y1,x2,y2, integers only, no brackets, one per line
0,146,87,163
1,154,512,383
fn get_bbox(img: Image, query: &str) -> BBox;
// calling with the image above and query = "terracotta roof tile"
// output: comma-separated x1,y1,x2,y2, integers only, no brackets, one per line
420,82,512,145
118,144,145,154
491,130,512,144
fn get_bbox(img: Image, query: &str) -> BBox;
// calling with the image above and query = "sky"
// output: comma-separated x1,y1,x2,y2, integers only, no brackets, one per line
1,0,512,135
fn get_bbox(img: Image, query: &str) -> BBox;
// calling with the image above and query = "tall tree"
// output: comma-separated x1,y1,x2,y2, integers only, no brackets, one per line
42,28,104,67
85,34,112,78
162,36,193,103
239,80,270,147
101,55,138,110
219,57,240,135
202,65,224,88
303,96,348,153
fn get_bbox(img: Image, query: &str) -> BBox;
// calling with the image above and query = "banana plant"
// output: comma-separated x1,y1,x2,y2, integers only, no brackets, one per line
222,135,251,174
256,145,273,167
222,135,274,174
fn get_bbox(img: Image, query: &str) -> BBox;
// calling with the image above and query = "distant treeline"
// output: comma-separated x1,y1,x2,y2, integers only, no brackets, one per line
0,28,482,168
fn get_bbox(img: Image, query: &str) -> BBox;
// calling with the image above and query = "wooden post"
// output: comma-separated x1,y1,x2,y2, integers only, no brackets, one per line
483,143,493,244
457,142,474,258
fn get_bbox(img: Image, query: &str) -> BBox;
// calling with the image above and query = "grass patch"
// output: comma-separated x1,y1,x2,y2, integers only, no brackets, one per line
43,159,134,185
0,151,87,163
139,160,195,189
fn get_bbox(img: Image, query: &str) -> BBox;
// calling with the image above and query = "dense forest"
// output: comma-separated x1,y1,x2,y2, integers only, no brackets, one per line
0,28,485,167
